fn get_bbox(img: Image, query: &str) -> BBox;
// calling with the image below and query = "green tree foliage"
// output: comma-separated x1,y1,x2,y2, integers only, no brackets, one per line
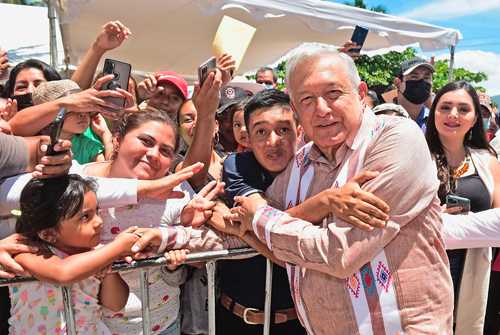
355,48,488,92
250,47,488,94
343,0,388,13
432,59,487,92
354,48,417,88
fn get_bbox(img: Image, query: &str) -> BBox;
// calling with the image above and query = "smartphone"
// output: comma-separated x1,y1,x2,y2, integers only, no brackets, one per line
446,194,471,213
350,25,369,53
11,93,33,111
198,57,217,86
102,58,131,107
46,107,66,156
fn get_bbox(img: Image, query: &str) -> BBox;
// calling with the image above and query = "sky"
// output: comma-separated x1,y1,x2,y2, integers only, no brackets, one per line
329,0,500,96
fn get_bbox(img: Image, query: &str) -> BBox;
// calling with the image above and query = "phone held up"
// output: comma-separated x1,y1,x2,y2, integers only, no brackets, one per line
350,25,369,54
445,194,471,214
102,58,131,107
45,107,66,156
198,57,217,86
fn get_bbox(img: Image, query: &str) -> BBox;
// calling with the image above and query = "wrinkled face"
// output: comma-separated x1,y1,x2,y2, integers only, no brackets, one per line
232,110,249,148
434,89,477,143
248,106,297,172
62,112,90,136
14,67,46,95
256,70,276,88
115,120,176,179
57,191,103,250
148,82,184,119
289,55,364,159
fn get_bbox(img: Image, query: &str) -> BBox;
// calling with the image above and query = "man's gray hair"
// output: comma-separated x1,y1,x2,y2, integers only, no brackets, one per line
285,45,361,97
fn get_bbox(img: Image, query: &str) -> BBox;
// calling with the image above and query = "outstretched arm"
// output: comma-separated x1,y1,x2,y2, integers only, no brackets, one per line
14,230,139,285
71,21,131,89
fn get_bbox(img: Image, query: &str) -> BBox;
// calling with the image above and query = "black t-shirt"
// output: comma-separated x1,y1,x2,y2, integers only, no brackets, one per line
220,151,294,310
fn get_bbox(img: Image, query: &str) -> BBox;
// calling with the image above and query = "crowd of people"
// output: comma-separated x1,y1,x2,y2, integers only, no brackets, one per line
1,19,500,335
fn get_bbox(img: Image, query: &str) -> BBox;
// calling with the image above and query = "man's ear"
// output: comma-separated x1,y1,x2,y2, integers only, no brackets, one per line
358,81,368,100
38,228,57,244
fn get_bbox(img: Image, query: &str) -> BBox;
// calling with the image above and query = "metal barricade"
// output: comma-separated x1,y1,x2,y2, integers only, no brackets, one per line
0,248,278,335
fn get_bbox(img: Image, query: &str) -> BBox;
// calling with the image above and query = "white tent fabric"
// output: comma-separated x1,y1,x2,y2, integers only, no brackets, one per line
61,1,460,80
0,3,64,66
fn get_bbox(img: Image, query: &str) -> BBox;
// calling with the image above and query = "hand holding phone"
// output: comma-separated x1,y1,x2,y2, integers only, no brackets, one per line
198,57,217,86
46,107,66,156
445,194,471,214
350,25,369,54
102,58,131,107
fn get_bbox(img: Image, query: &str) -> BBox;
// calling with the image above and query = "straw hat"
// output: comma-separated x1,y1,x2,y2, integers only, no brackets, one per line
32,79,81,105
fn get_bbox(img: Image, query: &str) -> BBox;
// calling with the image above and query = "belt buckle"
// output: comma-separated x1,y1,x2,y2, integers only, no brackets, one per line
242,307,260,325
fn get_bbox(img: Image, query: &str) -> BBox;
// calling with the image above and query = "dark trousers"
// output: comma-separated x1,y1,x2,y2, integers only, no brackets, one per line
0,286,10,333
215,303,306,335
484,270,500,335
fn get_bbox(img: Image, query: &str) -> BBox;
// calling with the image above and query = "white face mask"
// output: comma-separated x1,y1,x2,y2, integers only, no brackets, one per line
262,83,274,90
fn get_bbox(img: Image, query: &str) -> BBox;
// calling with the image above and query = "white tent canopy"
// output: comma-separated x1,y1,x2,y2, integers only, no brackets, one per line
13,0,462,82
0,3,64,66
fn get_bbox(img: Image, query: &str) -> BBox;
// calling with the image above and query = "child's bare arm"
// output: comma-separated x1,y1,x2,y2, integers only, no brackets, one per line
14,231,139,285
99,272,129,312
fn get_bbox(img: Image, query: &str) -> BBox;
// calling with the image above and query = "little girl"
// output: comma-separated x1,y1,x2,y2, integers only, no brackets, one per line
9,174,140,335
232,107,250,152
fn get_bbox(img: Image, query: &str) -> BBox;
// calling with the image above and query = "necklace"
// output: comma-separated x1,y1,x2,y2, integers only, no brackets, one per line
451,155,471,178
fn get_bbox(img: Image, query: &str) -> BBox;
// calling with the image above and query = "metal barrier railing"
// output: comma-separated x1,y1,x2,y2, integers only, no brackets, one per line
0,248,279,335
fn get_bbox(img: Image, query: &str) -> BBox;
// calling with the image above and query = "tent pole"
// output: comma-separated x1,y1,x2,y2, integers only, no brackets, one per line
47,0,58,69
448,45,455,82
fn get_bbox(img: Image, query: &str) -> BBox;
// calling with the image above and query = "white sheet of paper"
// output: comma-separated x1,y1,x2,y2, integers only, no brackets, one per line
212,16,256,71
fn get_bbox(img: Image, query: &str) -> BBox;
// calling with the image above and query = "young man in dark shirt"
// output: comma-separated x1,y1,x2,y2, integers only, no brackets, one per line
219,89,304,335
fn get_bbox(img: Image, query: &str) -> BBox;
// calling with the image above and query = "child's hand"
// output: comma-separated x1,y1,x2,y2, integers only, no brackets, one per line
114,226,141,255
165,249,189,271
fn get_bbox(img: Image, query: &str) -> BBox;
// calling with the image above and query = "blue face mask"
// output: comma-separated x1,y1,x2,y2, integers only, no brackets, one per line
262,83,274,90
483,117,491,131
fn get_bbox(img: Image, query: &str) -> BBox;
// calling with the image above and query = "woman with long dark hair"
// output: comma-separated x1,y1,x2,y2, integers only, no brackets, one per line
425,80,500,335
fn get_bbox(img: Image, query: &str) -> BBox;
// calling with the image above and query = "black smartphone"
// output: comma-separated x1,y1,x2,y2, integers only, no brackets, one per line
102,58,131,107
198,57,217,86
46,107,66,156
350,25,369,53
11,93,33,111
446,194,471,213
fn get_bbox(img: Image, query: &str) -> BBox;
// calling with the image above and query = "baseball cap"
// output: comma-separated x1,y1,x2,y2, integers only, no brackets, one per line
400,57,435,77
32,79,81,105
478,92,493,114
155,71,188,99
217,86,251,115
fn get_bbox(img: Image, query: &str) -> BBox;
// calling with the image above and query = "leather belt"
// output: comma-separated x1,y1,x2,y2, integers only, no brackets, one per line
220,293,297,325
